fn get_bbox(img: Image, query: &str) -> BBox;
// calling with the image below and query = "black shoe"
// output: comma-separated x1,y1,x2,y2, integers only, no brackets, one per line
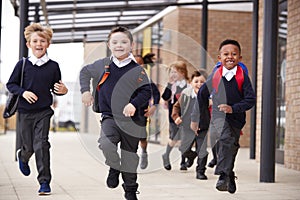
106,168,120,188
180,163,187,171
122,184,139,200
124,191,139,200
207,159,217,168
196,172,208,180
162,154,171,170
186,151,197,168
228,172,237,194
216,173,229,191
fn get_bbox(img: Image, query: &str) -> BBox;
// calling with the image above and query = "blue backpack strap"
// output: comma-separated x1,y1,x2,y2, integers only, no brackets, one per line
213,61,248,75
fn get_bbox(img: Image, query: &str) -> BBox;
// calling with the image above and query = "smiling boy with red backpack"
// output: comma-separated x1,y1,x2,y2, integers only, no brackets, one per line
195,39,255,194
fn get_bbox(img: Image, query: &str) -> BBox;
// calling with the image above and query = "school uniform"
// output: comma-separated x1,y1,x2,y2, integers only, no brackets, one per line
80,54,151,192
6,55,63,185
162,80,187,140
174,87,210,174
196,66,256,176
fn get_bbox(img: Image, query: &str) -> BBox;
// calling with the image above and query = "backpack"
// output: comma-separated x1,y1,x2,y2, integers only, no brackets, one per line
212,65,245,94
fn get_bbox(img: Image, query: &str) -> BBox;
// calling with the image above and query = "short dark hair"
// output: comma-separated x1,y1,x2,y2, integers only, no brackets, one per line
143,53,155,64
191,68,208,80
219,39,241,54
107,26,133,43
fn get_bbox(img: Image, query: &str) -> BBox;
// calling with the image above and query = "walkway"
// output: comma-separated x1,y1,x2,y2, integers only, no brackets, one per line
0,131,299,200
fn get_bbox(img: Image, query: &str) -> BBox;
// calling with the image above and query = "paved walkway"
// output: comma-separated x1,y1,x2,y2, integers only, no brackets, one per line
0,131,299,200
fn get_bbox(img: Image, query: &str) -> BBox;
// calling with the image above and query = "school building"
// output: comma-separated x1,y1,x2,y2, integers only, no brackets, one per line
80,1,300,174
2,0,299,178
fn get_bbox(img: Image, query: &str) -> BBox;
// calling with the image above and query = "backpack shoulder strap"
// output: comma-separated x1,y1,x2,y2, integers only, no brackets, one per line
212,65,244,94
212,65,223,94
235,65,244,93
96,57,111,91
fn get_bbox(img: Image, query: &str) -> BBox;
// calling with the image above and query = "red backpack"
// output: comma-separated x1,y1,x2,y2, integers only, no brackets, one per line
212,65,244,94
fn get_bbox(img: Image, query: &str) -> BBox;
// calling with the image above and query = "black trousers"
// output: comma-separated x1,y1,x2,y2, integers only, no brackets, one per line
18,108,54,184
210,118,240,176
195,129,208,174
179,127,208,173
98,116,140,190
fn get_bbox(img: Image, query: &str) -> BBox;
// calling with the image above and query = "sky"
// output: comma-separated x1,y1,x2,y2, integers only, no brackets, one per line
1,1,84,84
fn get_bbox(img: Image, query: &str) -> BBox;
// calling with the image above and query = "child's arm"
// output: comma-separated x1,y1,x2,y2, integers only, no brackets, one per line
144,83,160,117
190,100,200,133
79,59,105,107
161,84,172,101
191,83,210,132
172,100,182,125
231,74,256,113
125,67,152,117
54,80,68,95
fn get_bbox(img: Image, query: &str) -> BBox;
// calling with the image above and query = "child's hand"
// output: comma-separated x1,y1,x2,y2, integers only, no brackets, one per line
123,103,136,117
23,91,38,104
82,91,94,107
190,121,199,134
144,105,156,117
209,99,213,107
175,117,182,125
218,104,233,113
54,80,68,94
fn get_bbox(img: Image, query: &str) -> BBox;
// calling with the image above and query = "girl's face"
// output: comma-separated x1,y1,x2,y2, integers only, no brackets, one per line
176,70,185,81
191,75,206,94
169,67,179,82
26,32,50,58
108,32,133,61
218,44,242,70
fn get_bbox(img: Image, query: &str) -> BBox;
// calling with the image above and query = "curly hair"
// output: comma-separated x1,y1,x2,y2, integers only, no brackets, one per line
24,23,53,43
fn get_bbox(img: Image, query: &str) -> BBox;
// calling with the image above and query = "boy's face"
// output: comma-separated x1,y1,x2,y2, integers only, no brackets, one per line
218,44,242,70
108,32,133,61
191,75,206,94
26,32,50,58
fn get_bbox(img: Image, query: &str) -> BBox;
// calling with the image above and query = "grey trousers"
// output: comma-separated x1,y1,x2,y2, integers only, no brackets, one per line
18,108,54,184
98,116,140,189
209,118,241,176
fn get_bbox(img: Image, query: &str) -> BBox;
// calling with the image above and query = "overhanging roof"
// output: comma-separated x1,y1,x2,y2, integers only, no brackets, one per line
10,0,256,44
10,0,206,43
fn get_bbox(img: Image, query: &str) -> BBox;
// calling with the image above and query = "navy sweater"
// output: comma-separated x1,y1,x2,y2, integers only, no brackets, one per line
6,58,62,113
150,82,160,105
197,71,256,129
80,59,151,125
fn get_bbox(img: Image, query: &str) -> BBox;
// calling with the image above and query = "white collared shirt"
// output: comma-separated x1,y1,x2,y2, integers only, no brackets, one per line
222,66,237,81
176,79,187,88
111,53,135,68
191,89,197,99
29,54,50,66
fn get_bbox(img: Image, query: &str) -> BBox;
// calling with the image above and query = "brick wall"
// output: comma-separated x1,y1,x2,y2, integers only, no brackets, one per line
285,0,300,170
255,0,264,163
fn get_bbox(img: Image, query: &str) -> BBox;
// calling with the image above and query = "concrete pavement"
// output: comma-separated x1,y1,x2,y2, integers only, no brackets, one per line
0,131,299,200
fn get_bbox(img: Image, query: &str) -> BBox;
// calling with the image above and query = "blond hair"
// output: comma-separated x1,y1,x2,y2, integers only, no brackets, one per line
24,23,53,43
